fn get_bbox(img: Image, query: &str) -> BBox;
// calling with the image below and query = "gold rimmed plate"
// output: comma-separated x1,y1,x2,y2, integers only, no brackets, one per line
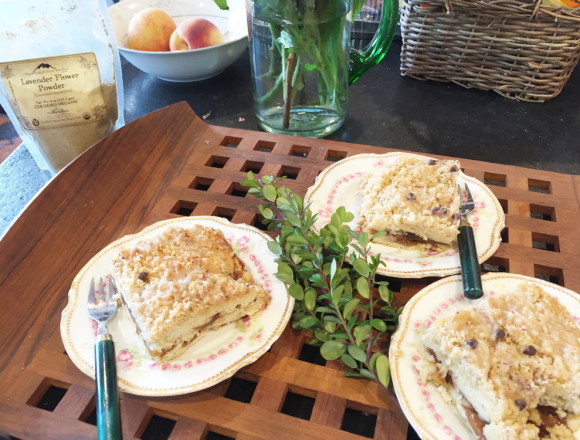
60,216,293,396
304,152,505,278
389,273,580,439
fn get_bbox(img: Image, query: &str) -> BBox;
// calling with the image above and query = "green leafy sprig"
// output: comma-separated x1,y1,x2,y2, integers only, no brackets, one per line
242,172,403,401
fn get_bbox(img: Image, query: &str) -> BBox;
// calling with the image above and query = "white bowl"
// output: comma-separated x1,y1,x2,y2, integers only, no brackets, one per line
108,0,248,82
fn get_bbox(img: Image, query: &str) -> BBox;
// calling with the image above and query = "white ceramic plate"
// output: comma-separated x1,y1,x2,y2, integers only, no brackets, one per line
389,273,580,440
60,217,293,396
107,0,248,82
304,152,505,278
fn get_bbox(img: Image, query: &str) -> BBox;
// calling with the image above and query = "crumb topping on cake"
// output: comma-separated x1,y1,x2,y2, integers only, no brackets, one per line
112,225,270,361
419,282,580,440
358,155,461,249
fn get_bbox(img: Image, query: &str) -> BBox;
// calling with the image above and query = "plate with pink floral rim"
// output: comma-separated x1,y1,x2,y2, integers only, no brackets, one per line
304,152,505,278
60,216,293,396
389,273,580,440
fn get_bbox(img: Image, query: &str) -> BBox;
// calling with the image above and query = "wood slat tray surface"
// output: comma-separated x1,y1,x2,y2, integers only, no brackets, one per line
1,102,579,440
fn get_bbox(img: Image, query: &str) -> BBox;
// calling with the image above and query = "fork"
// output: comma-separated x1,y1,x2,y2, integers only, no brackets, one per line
457,184,484,299
88,277,122,440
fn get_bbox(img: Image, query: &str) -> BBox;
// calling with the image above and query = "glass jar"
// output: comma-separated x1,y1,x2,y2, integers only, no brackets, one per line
246,0,397,137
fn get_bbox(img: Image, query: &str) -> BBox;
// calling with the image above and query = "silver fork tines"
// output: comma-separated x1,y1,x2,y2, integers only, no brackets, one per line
87,277,118,339
458,183,475,217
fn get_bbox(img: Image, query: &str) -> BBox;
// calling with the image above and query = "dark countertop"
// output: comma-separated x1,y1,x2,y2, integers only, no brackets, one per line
122,38,580,175
1,38,579,236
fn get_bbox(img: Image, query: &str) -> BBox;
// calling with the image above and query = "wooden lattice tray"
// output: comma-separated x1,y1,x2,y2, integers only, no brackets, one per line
2,102,580,440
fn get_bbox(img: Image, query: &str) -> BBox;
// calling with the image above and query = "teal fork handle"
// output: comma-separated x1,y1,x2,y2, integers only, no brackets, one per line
457,225,483,299
95,339,122,440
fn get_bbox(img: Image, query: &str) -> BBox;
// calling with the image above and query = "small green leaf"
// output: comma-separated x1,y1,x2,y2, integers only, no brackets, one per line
276,272,294,284
323,315,342,325
356,276,370,299
262,175,273,184
378,283,393,303
290,251,302,264
375,354,391,387
357,231,369,248
213,0,229,9
353,324,371,346
287,234,308,246
298,265,316,278
331,284,344,305
278,261,293,275
332,269,347,287
320,340,345,360
248,187,262,197
288,283,304,300
262,207,274,219
359,368,376,380
267,241,282,255
370,230,386,241
346,315,358,331
324,321,337,333
305,288,316,311
330,259,337,280
285,212,302,227
343,298,359,320
369,351,382,370
242,179,260,188
276,261,294,284
263,184,277,201
349,243,365,257
344,279,352,297
304,63,318,72
298,315,318,329
314,328,331,342
293,193,303,210
344,371,365,378
337,232,350,248
276,197,290,208
299,253,318,263
340,353,358,369
371,319,387,332
309,273,328,288
353,258,370,277
315,306,335,314
347,344,367,363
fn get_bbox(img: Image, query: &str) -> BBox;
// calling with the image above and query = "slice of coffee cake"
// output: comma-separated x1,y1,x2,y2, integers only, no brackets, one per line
112,225,270,362
418,282,580,439
358,155,461,251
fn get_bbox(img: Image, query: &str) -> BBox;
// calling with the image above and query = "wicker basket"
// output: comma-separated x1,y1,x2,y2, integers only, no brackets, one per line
399,0,580,101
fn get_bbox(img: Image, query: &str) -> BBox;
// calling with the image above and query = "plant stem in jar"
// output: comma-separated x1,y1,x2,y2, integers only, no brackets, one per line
283,52,297,129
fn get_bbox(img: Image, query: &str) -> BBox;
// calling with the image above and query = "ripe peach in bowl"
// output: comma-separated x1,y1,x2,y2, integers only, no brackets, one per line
170,18,224,51
107,0,248,82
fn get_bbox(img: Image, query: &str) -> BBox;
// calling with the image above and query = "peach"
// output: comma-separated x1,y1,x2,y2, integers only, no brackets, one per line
127,8,176,52
169,18,224,51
